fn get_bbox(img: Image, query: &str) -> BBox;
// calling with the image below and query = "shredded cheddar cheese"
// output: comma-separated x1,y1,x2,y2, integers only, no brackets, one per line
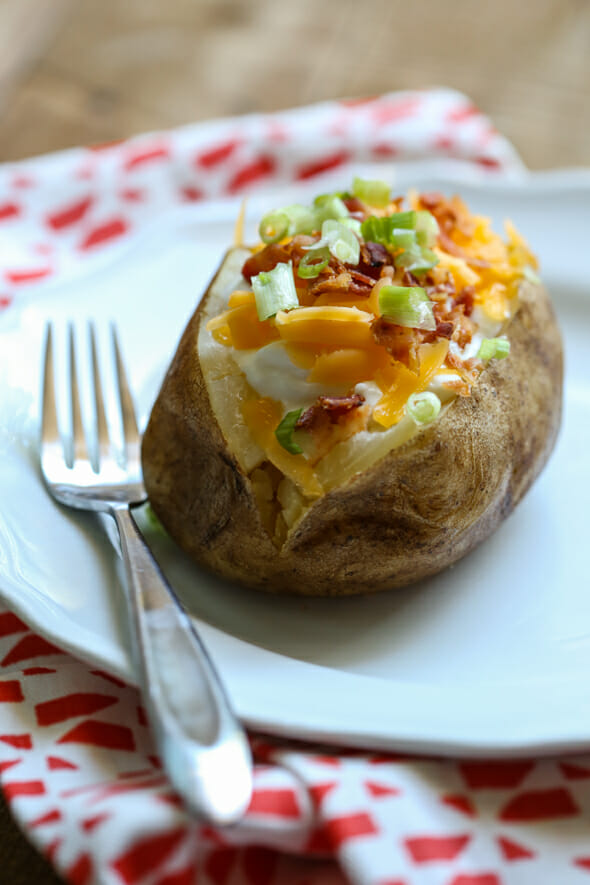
206,185,537,499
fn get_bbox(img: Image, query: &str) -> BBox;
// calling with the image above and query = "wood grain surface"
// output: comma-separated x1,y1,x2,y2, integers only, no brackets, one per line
0,0,588,882
0,0,589,167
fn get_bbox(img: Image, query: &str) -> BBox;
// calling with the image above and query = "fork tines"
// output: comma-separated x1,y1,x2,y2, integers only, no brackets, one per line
41,322,140,474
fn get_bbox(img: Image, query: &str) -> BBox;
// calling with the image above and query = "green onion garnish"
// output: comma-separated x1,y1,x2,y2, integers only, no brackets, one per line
312,219,360,265
390,229,417,250
341,217,362,234
352,176,391,208
251,262,299,320
414,211,439,248
361,212,417,245
396,246,439,275
282,204,318,235
406,391,441,425
313,194,350,225
259,211,289,244
297,246,330,279
387,211,416,230
378,285,436,331
477,337,510,361
275,408,304,454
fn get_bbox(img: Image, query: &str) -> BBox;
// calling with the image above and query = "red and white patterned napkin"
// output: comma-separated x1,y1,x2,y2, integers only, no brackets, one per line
2,89,589,885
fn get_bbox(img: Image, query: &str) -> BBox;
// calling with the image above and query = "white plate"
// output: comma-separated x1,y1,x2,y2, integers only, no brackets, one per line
1,163,589,758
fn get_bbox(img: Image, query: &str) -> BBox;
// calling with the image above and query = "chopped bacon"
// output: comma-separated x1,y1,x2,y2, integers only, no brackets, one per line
357,241,391,279
441,377,471,397
372,317,420,373
342,195,366,216
295,394,369,463
402,270,422,287
453,285,475,316
242,243,291,281
446,351,483,386
434,320,454,339
350,268,378,287
437,229,491,268
309,272,352,297
296,394,365,431
417,192,490,268
426,271,456,299
308,263,376,298
419,191,445,211
450,309,475,348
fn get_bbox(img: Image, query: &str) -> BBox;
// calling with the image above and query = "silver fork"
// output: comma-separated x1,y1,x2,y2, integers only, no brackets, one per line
40,322,252,825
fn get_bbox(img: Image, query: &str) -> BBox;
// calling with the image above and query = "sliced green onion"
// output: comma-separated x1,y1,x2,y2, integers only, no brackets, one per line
313,194,349,224
378,285,436,331
390,228,417,250
320,219,360,265
360,215,387,244
477,337,510,361
259,211,289,244
415,210,439,247
252,262,299,320
275,408,304,454
406,391,441,425
360,212,417,246
523,265,541,285
282,203,318,235
387,210,417,230
396,246,439,275
341,216,362,234
352,176,391,208
297,246,330,279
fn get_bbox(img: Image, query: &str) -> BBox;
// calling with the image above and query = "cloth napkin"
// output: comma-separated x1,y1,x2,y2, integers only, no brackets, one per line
1,89,588,885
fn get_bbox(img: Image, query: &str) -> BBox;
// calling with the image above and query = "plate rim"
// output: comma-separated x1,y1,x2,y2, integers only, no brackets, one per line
1,164,589,757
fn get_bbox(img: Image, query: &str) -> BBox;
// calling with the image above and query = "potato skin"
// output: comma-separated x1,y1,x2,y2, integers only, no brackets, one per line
141,254,563,596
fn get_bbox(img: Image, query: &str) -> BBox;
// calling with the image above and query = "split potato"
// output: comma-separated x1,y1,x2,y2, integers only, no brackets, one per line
141,187,563,595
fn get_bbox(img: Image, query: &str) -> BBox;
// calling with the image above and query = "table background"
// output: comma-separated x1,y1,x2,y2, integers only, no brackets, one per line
0,0,588,881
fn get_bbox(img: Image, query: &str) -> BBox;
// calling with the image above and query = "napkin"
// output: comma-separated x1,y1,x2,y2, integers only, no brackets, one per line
1,89,587,885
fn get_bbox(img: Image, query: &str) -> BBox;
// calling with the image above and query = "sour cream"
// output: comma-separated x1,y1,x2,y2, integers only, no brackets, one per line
232,341,349,411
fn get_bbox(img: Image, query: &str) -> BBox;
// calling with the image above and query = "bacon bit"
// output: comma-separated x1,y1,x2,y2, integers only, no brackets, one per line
421,319,454,345
342,196,366,215
296,394,369,463
438,229,491,268
402,270,417,286
441,377,472,397
451,310,475,348
454,285,475,316
435,320,454,339
289,234,317,254
350,269,378,287
426,270,456,298
296,394,365,430
355,241,391,280
419,192,445,210
446,351,483,386
242,243,291,280
372,318,421,373
309,272,352,297
418,191,487,267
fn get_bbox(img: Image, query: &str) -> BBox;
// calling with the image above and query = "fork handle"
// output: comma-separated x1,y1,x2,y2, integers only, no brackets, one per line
110,505,252,825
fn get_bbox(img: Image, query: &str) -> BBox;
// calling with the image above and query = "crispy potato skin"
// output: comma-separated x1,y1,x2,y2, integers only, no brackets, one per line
141,256,563,596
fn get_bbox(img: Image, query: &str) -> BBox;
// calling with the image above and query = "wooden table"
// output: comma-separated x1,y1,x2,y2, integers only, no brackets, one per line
0,0,588,881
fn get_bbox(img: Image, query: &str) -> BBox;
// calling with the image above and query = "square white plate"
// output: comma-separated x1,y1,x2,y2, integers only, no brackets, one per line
1,163,588,757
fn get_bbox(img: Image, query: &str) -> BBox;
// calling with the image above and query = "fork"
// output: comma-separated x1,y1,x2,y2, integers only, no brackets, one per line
40,322,253,826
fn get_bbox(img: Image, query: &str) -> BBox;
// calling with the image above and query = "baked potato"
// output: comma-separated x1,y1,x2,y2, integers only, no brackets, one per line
141,181,563,595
